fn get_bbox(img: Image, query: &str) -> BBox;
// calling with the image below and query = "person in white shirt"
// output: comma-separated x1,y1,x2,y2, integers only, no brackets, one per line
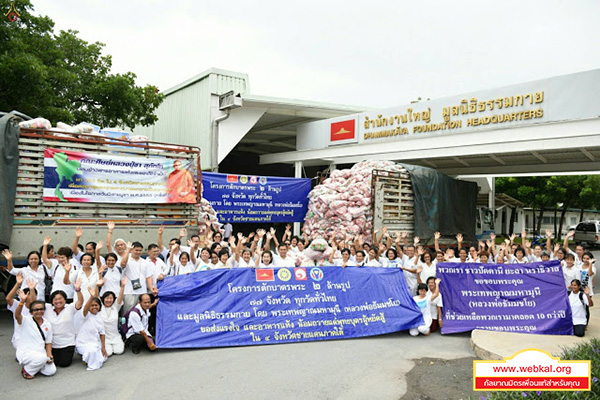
329,246,357,268
569,279,593,337
75,286,107,370
15,297,56,379
125,294,157,354
416,250,437,285
214,248,235,269
3,249,50,302
272,243,296,267
426,276,444,333
66,253,98,303
44,278,84,367
580,252,596,296
99,277,127,356
410,279,440,337
365,248,382,267
563,254,581,290
41,239,79,302
223,222,233,240
256,249,275,268
382,248,402,268
6,275,36,350
120,242,154,315
96,248,122,297
191,247,212,272
145,244,167,289
355,250,366,267
72,226,105,267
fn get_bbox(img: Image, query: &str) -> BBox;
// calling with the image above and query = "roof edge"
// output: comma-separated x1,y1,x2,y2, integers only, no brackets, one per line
163,68,249,96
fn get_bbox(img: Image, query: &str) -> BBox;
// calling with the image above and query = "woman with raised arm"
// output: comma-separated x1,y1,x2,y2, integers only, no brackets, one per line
66,253,98,303
96,241,122,297
409,278,441,337
569,279,593,337
99,277,127,356
75,284,107,370
256,248,275,268
233,233,256,268
44,276,84,368
192,247,212,272
42,237,78,302
3,249,49,301
415,248,436,284
15,292,55,379
7,275,37,350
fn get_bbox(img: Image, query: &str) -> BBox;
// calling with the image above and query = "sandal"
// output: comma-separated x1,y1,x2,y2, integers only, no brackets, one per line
21,367,34,379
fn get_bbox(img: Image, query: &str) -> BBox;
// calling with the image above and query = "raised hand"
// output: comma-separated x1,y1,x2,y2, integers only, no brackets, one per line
490,232,496,241
107,221,115,232
257,229,266,238
553,243,560,252
96,277,106,287
87,286,96,296
401,231,407,239
73,278,82,292
509,233,517,241
434,231,441,240
545,229,552,238
43,236,52,246
2,249,12,261
75,226,83,238
126,242,133,250
121,277,128,287
270,227,276,235
285,224,291,231
98,264,107,276
413,236,420,245
16,272,24,285
456,233,463,242
158,225,164,235
266,232,273,240
566,230,575,239
18,289,27,302
417,247,425,256
179,228,187,238
96,240,104,251
26,278,36,291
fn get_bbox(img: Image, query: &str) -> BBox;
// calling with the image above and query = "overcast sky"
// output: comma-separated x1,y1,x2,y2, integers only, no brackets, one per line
32,0,600,108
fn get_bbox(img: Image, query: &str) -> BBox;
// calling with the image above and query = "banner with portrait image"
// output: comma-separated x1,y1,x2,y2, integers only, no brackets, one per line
43,148,197,203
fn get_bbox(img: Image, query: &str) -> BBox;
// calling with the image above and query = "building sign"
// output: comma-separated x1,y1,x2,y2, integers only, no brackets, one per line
293,69,600,150
328,118,358,146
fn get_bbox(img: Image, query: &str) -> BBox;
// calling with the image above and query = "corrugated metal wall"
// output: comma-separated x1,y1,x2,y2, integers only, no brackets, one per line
134,70,249,170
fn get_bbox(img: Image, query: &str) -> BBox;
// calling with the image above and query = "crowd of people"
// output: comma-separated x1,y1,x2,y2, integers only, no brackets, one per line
1,222,595,379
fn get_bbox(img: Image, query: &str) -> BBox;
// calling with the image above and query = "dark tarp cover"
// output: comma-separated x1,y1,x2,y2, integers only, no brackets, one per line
399,163,478,242
0,114,20,249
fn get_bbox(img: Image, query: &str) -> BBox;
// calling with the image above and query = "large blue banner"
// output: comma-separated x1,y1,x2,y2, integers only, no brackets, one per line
156,267,424,348
437,260,573,335
202,172,311,223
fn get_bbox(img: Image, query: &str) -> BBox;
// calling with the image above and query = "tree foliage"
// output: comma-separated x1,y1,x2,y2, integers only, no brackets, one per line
0,0,164,129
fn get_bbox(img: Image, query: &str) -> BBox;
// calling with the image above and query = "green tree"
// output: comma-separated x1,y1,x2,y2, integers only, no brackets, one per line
0,0,164,129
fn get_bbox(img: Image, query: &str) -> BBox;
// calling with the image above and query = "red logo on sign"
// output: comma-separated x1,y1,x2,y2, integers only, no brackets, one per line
255,269,274,281
227,175,238,183
294,267,307,281
330,120,355,142
250,176,258,184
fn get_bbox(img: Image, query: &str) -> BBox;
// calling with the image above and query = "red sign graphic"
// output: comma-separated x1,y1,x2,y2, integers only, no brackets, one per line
255,269,274,281
294,267,307,281
227,175,238,183
330,120,355,142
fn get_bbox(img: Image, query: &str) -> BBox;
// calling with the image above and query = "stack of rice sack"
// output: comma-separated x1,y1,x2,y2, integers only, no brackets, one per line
304,160,407,241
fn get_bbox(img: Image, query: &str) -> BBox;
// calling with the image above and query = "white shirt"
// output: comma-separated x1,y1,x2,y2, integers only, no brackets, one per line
382,257,402,268
273,254,296,268
145,257,167,286
124,257,151,295
569,291,589,325
126,304,151,339
176,262,196,275
75,311,105,347
333,258,357,267
195,260,211,272
44,303,78,348
562,265,582,289
50,260,80,299
365,258,382,267
418,262,437,284
237,258,256,268
16,315,52,357
9,265,50,301
100,303,122,343
73,267,99,303
413,294,432,327
100,266,123,297
8,301,30,348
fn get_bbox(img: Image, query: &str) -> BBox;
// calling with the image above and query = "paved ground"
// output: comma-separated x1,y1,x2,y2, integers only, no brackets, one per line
0,308,475,400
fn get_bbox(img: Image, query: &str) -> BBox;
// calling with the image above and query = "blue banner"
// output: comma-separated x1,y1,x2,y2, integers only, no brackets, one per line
156,267,424,348
201,172,311,223
437,260,573,335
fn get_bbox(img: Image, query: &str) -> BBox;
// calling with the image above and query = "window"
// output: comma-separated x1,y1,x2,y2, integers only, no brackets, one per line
570,217,577,225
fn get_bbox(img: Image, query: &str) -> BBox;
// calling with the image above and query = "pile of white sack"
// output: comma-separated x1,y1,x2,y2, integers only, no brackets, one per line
304,160,407,241
198,198,223,233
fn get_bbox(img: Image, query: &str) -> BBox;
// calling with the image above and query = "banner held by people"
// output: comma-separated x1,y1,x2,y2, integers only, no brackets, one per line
437,260,573,335
155,267,424,348
201,172,311,223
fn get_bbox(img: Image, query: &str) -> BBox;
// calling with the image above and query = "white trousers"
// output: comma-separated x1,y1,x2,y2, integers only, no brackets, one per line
17,349,57,376
76,343,107,371
409,324,431,336
105,338,125,356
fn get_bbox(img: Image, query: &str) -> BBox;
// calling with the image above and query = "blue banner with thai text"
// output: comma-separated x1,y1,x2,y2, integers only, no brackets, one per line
437,260,573,335
201,172,311,223
155,267,424,348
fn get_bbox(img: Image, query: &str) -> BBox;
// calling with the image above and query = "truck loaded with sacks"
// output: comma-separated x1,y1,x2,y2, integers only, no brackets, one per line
0,112,222,273
303,160,482,244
